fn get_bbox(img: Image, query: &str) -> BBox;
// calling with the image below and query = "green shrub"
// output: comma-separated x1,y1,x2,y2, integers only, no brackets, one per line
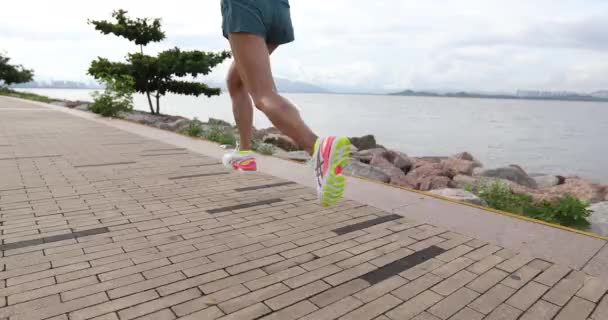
252,141,275,155
90,75,134,117
0,88,52,103
182,118,204,137
473,181,592,229
202,125,236,146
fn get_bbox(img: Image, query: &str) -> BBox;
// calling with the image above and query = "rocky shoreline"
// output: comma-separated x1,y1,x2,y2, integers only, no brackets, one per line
51,99,608,236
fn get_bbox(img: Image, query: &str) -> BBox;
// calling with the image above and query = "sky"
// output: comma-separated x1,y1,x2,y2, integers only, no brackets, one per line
1,0,608,93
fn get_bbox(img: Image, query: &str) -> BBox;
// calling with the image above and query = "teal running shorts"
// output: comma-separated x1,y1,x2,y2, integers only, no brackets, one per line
221,0,295,45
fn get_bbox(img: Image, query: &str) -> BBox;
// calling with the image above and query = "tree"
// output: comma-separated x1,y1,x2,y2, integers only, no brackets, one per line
88,10,230,114
0,53,34,88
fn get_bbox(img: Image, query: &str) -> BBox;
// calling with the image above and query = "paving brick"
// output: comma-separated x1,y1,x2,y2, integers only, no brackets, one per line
183,256,247,277
448,307,483,320
466,268,509,293
386,290,443,320
347,238,392,255
280,241,331,259
519,300,561,320
468,284,515,315
0,295,61,319
410,313,441,320
298,296,363,320
542,270,586,306
62,274,145,301
142,257,211,279
408,236,445,251
7,262,90,286
428,287,479,319
392,273,443,301
431,270,477,296
553,296,594,320
535,264,571,287
263,253,316,274
500,266,541,289
258,300,317,320
505,281,549,311
337,243,401,269
199,269,266,294
463,245,502,261
324,263,377,286
483,303,522,320
215,302,271,320
108,271,186,299
496,254,534,273
527,259,553,271
301,251,352,271
284,265,342,288
243,243,297,260
219,283,289,314
431,257,474,279
309,278,370,307
156,270,228,296
592,294,608,320
9,275,98,305
133,308,175,320
370,248,416,267
435,245,474,263
340,294,402,320
57,259,133,283
176,306,224,320
0,277,55,297
467,255,504,275
355,275,408,303
400,258,445,281
171,285,250,317
69,291,159,320
98,259,170,282
265,280,331,310
576,276,608,303
11,293,108,320
313,240,360,258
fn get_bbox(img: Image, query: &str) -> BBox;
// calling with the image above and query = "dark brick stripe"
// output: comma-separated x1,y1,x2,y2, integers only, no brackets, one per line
142,148,187,152
180,163,222,168
141,152,189,157
0,227,110,251
0,155,62,161
360,245,446,285
207,198,283,214
235,182,297,192
332,214,403,235
169,172,230,180
74,161,137,168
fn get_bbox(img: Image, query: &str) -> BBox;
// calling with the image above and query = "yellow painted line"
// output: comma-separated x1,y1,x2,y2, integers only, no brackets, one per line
348,174,608,241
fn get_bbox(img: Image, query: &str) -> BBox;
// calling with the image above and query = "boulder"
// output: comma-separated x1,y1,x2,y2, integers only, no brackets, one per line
351,148,387,163
263,134,300,152
420,176,453,191
161,119,190,131
386,150,413,173
370,153,406,181
452,175,478,189
533,175,565,189
429,189,487,206
208,118,232,127
253,127,280,141
543,177,606,203
275,150,310,162
472,167,484,176
349,135,377,151
453,152,475,161
441,158,480,177
344,160,390,183
75,104,90,111
589,202,608,236
480,165,538,189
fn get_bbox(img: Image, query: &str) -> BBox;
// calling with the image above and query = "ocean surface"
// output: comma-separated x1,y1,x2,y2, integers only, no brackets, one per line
17,88,608,182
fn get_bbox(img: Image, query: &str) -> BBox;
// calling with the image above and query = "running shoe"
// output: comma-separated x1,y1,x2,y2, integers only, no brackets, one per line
311,136,351,207
222,150,257,173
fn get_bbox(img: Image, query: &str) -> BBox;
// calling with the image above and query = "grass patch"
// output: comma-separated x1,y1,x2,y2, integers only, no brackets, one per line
0,88,52,103
469,180,592,230
202,125,236,146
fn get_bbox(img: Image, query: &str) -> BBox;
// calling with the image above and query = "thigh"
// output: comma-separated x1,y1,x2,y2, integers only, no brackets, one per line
228,33,276,97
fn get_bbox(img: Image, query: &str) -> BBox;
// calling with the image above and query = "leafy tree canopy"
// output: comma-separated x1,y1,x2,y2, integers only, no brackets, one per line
88,9,165,46
0,53,34,87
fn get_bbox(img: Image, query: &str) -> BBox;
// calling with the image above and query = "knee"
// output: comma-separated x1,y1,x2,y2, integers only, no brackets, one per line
226,72,244,95
251,92,278,113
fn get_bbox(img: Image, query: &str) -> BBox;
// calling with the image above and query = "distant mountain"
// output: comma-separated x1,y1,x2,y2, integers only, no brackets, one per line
210,77,329,94
592,90,608,98
391,88,608,102
12,80,102,89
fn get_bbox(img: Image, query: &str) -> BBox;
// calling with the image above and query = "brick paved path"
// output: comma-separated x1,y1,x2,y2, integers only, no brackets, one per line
0,97,607,319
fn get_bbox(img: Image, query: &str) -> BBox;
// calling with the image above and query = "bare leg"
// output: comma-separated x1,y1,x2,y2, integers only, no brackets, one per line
226,44,278,151
228,33,318,154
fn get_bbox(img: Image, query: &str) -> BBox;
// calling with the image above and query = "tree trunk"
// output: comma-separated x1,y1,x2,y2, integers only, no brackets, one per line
146,91,154,114
155,93,160,115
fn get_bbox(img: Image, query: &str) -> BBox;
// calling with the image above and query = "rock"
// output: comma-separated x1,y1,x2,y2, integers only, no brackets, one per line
370,153,406,181
386,151,413,173
452,175,478,189
420,176,452,191
208,118,232,127
75,104,89,111
162,119,190,131
275,150,310,162
453,152,475,161
544,177,606,203
472,167,483,176
480,165,538,189
352,148,387,163
589,202,608,236
349,135,377,151
390,175,416,188
533,175,565,189
344,160,390,183
429,189,487,206
263,134,300,152
442,158,480,177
